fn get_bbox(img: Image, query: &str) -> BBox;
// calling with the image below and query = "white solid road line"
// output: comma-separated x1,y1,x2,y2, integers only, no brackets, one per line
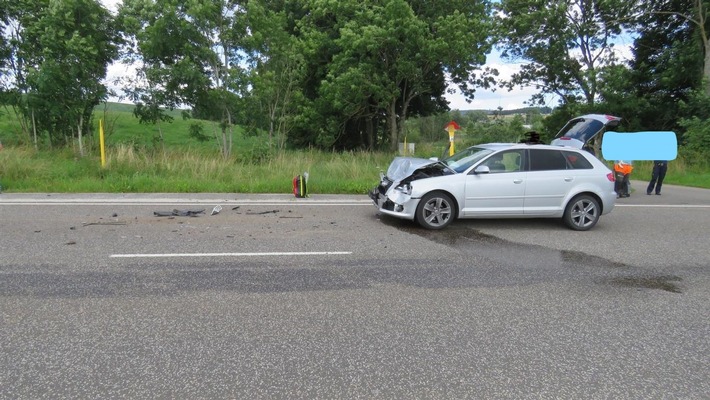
614,204,710,208
110,251,353,258
0,198,372,206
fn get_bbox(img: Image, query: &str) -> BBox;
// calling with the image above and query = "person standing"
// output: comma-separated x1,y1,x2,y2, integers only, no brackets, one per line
647,160,668,195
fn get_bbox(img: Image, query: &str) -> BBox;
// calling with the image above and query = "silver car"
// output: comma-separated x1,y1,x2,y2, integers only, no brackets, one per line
369,142,617,231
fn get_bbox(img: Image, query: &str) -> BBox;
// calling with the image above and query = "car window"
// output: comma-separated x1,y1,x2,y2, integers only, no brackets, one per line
529,149,568,171
443,147,494,173
480,150,523,173
562,150,593,169
555,118,605,144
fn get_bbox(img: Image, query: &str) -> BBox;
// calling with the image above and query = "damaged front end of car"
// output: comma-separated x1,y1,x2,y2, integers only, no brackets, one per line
369,157,455,220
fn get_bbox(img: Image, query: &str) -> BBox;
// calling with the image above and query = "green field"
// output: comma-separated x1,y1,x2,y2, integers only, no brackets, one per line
1,103,708,193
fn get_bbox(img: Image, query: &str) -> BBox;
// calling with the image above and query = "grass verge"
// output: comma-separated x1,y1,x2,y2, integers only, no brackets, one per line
1,145,709,193
0,145,396,194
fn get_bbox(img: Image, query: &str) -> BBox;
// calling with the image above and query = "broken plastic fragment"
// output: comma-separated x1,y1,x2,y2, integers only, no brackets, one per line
153,209,205,217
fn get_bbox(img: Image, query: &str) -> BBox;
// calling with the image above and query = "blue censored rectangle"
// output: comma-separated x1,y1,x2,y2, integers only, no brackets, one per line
601,131,677,161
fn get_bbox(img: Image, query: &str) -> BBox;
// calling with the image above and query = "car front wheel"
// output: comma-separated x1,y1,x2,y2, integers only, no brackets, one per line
563,194,601,231
416,192,455,230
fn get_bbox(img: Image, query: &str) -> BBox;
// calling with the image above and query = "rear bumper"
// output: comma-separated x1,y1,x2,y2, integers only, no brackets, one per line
600,190,617,215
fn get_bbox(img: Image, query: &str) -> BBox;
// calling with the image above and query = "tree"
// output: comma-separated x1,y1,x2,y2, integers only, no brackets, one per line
1,0,52,145
634,0,710,96
328,0,435,150
0,1,9,83
622,0,703,130
657,0,710,96
496,0,635,106
4,0,119,151
281,0,494,150
588,0,708,135
243,0,305,150
698,0,710,95
119,0,247,158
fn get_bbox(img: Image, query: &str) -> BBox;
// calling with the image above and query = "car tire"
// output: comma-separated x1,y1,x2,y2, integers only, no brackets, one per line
563,194,600,231
416,191,455,230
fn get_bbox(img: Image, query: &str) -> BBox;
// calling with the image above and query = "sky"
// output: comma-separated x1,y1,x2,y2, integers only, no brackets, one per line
445,55,540,111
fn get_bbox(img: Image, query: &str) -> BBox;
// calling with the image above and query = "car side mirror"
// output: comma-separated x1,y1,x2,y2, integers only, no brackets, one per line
474,165,490,174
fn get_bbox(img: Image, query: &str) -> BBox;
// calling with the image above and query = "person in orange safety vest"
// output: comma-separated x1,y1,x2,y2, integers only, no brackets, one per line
614,160,633,198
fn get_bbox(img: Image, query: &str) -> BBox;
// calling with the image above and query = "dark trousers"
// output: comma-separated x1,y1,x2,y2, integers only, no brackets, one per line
647,163,667,194
615,172,630,196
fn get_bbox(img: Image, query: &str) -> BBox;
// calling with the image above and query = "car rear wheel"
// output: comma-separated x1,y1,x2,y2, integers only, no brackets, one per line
563,194,600,231
416,192,455,230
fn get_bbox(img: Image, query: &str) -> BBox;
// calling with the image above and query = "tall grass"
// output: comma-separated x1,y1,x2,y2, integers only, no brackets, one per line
0,145,396,194
1,143,709,193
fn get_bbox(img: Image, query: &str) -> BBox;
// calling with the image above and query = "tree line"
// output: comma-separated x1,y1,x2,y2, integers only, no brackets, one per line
1,0,709,158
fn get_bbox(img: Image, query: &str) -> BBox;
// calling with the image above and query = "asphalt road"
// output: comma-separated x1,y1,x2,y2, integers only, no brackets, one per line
1,182,709,399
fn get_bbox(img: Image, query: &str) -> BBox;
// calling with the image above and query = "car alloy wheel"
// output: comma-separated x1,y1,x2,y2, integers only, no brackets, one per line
416,192,455,230
564,194,600,231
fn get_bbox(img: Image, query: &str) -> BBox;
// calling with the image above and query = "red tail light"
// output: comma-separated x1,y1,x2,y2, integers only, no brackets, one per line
607,172,615,182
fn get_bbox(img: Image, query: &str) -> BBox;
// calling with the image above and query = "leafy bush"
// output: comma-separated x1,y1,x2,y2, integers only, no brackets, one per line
679,116,710,156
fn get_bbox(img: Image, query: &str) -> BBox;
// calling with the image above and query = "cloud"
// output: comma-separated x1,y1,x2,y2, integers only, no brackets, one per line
448,36,636,112
100,0,120,13
446,52,541,111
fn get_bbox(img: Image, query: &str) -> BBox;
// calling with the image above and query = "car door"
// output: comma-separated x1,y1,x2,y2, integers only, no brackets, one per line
463,149,527,216
524,148,573,215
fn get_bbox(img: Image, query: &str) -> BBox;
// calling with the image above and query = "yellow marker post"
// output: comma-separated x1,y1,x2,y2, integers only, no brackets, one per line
444,121,460,156
99,118,106,168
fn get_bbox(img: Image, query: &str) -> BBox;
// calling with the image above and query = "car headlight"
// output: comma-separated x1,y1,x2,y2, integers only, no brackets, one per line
394,183,412,195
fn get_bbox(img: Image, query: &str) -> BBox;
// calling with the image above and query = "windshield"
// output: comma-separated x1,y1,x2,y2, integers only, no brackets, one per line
442,147,495,173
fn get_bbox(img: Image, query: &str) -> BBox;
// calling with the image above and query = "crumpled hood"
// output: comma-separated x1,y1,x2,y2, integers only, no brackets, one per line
386,157,439,182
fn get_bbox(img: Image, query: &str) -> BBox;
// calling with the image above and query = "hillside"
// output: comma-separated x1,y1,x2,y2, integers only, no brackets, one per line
457,106,553,116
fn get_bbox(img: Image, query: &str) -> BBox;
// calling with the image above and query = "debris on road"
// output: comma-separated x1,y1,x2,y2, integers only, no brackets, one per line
154,209,206,217
82,221,128,226
246,209,279,215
